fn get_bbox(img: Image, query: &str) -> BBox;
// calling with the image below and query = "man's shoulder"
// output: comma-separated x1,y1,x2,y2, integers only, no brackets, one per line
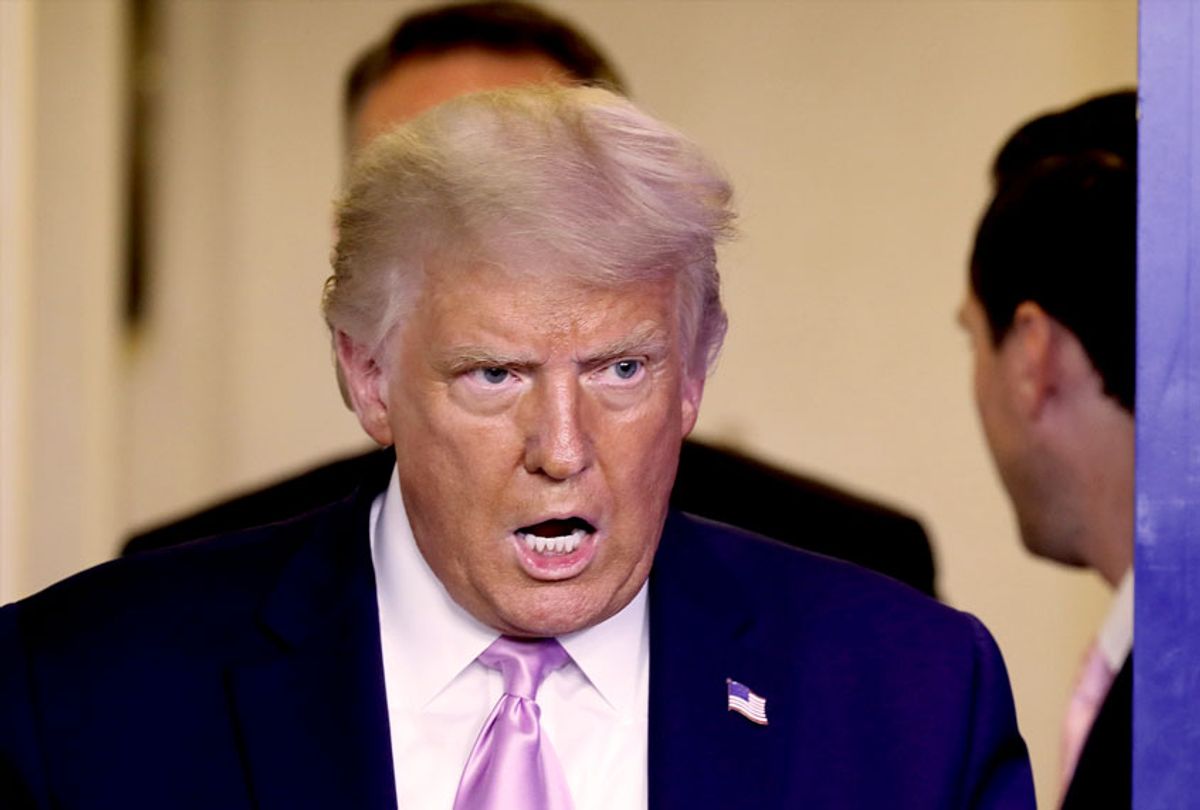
122,447,394,555
5,487,372,664
663,511,940,606
658,511,979,652
648,512,1033,807
673,440,937,595
0,487,389,809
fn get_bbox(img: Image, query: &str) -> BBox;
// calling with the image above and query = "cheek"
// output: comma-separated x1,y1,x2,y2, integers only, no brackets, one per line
969,344,997,413
392,390,521,524
394,375,509,454
971,368,997,438
971,365,988,414
599,397,684,492
971,368,1019,470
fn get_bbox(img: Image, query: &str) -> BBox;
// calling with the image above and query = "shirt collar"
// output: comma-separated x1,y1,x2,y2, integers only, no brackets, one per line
559,578,648,716
371,465,649,714
371,467,495,709
1096,567,1133,671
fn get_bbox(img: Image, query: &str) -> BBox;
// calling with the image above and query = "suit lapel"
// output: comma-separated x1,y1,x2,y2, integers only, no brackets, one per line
647,512,792,809
228,489,398,810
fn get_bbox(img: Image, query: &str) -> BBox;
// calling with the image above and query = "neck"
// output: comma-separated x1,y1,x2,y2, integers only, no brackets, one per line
1072,406,1134,588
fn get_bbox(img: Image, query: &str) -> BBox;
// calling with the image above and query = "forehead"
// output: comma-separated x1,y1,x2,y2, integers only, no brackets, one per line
353,47,572,148
404,258,681,350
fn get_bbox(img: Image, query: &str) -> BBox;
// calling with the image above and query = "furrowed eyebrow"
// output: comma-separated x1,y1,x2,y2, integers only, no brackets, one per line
439,348,536,374
581,323,670,366
436,323,671,375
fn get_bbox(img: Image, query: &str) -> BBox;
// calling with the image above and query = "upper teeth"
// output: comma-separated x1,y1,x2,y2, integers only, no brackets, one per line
522,528,586,554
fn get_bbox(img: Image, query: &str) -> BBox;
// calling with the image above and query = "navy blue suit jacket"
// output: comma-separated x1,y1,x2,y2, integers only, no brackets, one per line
2,486,1032,808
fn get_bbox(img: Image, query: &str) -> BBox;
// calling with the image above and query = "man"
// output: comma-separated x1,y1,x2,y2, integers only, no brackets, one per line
3,86,1032,808
124,0,938,598
958,90,1134,809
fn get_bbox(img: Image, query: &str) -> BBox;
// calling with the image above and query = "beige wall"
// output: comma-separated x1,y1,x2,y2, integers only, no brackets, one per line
5,2,1135,806
0,0,36,602
1,0,127,600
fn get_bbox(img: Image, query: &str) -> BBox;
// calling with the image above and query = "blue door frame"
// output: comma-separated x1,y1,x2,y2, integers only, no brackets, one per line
1136,3,1200,807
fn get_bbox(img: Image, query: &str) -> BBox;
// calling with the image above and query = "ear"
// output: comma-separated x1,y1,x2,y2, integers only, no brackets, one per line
680,372,705,438
999,301,1054,418
1003,301,1087,421
334,330,394,446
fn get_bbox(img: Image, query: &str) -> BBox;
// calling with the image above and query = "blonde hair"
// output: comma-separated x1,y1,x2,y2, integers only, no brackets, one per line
323,85,735,376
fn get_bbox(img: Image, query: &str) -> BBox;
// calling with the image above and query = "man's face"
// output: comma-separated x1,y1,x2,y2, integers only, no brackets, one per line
352,46,571,148
364,260,702,636
958,292,1055,558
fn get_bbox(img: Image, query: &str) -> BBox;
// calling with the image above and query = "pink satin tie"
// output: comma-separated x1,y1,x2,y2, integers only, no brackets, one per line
453,636,574,810
1060,640,1116,792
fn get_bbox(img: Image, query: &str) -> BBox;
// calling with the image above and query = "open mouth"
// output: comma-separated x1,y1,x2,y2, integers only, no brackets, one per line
516,517,596,555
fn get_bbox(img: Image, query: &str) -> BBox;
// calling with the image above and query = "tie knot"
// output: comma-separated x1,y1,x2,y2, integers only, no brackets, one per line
479,636,570,700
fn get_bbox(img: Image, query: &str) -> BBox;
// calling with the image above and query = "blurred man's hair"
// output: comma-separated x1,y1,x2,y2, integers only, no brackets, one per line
344,1,626,132
970,89,1136,412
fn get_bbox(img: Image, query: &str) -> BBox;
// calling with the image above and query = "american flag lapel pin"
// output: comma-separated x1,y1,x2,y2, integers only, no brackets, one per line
726,678,768,725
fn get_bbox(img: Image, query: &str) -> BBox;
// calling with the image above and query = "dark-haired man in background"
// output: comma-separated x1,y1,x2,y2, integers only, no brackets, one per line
958,89,1135,809
125,0,938,597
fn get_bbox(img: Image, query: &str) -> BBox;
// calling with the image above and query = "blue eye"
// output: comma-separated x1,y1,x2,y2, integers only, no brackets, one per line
478,367,510,385
612,359,642,380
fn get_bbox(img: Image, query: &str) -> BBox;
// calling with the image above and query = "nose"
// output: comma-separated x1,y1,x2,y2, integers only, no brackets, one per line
522,375,592,480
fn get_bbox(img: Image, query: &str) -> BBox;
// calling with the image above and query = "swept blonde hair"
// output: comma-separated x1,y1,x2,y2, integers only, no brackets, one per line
323,85,735,377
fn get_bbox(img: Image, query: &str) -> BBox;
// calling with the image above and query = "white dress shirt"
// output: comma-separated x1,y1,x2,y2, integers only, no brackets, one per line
370,467,649,810
1096,568,1133,672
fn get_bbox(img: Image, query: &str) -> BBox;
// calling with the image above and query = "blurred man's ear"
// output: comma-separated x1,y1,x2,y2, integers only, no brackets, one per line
1004,301,1099,423
1002,301,1055,420
334,330,394,446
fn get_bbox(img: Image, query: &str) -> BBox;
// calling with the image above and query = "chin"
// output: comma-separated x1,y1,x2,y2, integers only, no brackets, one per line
493,586,622,638
1017,521,1087,569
